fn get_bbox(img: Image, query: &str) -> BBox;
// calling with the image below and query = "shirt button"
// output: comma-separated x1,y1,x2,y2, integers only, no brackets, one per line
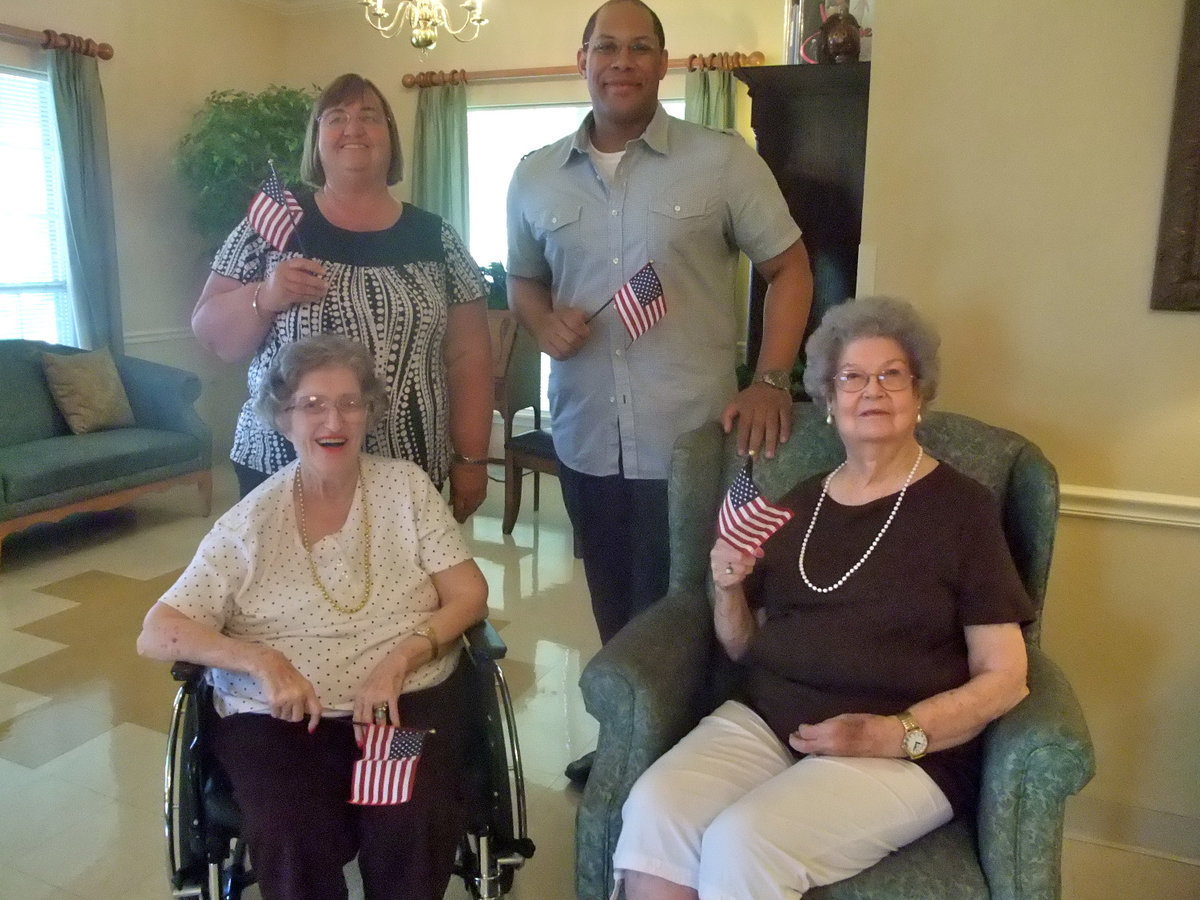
615,349,623,357
609,396,616,403
611,209,619,216
674,204,681,212
551,216,558,224
613,257,620,265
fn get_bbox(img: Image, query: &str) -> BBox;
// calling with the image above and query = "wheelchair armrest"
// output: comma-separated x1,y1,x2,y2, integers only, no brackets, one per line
171,661,207,684
976,645,1096,899
464,619,507,661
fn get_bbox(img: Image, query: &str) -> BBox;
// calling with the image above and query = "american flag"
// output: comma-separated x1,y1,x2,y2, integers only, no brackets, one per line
612,262,666,341
717,462,793,555
349,725,426,806
247,168,303,252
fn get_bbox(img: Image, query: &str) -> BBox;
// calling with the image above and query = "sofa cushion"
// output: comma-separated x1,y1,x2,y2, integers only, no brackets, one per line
41,348,136,434
0,429,202,504
0,339,70,448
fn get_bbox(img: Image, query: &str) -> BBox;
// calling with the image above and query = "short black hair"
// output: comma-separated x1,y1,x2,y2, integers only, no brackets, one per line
582,0,665,49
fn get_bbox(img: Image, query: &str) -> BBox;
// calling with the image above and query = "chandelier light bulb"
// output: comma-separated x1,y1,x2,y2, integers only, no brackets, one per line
361,0,488,47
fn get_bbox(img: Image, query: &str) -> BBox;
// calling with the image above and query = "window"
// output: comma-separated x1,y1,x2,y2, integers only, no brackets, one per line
466,101,684,412
466,100,684,269
0,66,74,344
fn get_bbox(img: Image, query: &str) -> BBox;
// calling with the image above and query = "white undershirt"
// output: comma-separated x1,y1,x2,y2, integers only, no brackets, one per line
588,141,625,184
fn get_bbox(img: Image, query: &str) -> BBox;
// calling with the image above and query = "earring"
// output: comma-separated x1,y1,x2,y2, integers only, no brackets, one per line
825,408,833,425
916,408,923,425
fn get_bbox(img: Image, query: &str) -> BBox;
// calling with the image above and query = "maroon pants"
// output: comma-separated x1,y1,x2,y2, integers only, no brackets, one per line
211,660,471,900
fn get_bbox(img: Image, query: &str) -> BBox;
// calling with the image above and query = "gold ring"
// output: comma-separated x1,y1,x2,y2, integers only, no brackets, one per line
372,703,388,724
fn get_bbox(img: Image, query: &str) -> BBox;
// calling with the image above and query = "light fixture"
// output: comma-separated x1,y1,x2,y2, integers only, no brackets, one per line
360,0,488,50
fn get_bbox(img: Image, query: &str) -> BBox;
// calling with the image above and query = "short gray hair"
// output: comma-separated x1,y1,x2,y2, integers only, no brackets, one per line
801,296,941,412
254,334,387,431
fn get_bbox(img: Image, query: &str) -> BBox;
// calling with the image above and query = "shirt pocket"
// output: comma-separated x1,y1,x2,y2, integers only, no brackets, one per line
648,196,713,259
533,204,587,255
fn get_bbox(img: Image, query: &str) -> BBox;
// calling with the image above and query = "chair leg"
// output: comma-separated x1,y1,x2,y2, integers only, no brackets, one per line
503,455,522,535
533,471,541,512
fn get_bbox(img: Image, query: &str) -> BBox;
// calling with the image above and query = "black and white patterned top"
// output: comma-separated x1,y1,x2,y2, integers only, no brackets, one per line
213,195,485,486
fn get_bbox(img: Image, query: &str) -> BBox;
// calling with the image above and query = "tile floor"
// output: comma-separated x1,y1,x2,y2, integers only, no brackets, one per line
0,462,1196,899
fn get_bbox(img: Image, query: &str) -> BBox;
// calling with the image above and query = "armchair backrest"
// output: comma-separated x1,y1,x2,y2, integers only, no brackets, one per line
667,404,1059,644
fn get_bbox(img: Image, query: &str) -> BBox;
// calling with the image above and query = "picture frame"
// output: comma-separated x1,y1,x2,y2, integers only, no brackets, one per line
1150,0,1200,311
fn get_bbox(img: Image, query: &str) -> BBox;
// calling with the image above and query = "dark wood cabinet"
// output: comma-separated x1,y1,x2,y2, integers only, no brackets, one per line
735,62,870,384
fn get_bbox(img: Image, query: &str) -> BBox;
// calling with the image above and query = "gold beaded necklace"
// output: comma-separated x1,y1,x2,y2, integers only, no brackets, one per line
294,467,371,614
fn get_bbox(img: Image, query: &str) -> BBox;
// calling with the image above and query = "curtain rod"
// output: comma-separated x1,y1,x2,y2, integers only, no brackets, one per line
401,50,765,88
0,23,115,59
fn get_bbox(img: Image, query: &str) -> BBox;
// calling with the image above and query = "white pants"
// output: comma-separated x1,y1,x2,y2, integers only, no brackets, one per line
612,701,953,900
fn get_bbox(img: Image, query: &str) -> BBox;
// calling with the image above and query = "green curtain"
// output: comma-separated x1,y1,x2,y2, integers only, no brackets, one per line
48,50,123,352
412,82,470,242
684,68,735,130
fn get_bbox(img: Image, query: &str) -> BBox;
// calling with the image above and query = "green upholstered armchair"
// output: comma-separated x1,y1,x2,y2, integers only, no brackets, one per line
575,405,1095,900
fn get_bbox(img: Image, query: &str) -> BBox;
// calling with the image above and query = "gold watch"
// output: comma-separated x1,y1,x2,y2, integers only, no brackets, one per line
413,624,440,660
752,369,791,392
897,709,929,760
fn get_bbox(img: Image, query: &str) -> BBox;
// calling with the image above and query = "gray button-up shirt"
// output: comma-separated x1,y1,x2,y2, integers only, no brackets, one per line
507,105,801,479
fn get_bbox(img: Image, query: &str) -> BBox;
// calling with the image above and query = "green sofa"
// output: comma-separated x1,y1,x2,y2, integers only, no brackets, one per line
575,405,1095,900
0,339,212,567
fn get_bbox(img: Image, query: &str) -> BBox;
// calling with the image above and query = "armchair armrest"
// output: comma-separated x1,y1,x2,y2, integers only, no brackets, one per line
575,588,716,900
977,646,1096,900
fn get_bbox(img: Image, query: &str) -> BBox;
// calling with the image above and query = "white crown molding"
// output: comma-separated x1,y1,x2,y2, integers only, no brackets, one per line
1059,484,1200,529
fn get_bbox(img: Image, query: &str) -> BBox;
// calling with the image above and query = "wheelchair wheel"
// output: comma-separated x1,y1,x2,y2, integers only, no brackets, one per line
164,671,253,900
455,649,535,899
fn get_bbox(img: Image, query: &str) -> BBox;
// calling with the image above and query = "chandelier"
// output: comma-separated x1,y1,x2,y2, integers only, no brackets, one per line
360,0,488,50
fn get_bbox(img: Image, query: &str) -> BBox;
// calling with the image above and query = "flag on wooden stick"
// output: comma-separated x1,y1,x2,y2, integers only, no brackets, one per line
349,725,427,806
717,461,793,555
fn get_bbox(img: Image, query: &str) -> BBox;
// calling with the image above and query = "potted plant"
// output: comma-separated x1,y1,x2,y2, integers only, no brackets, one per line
176,84,316,253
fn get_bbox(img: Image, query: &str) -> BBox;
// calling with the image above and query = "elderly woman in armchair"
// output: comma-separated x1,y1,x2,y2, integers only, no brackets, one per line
614,297,1035,899
138,334,487,900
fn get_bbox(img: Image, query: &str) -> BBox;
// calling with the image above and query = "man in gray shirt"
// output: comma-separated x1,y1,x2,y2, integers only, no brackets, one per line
507,0,812,654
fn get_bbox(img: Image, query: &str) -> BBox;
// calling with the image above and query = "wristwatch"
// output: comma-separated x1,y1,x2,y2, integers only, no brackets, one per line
752,369,791,392
896,709,929,760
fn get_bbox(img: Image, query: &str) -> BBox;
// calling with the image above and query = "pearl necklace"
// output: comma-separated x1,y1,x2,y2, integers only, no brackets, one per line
798,447,924,594
295,467,371,614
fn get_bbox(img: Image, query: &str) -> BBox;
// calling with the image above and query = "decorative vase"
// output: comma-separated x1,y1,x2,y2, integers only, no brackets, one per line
815,3,862,64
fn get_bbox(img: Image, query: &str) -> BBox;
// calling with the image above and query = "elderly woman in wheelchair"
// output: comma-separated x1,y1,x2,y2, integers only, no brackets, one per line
138,334,489,900
614,297,1036,900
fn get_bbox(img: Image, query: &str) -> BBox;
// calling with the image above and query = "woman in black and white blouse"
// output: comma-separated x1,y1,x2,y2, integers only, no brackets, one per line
191,73,491,521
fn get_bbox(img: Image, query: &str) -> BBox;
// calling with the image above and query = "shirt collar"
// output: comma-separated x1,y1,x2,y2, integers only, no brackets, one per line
563,103,670,166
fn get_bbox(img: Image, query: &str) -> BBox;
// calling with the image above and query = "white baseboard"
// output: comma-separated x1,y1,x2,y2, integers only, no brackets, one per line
1066,794,1200,865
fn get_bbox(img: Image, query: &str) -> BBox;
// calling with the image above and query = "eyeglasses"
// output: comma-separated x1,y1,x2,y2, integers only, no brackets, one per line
286,394,369,417
583,39,660,58
833,368,916,393
318,109,388,129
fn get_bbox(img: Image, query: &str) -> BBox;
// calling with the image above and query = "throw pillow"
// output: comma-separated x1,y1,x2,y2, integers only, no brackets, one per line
41,348,136,435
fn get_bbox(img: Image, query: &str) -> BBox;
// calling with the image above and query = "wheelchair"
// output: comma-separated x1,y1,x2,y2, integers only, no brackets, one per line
163,620,535,899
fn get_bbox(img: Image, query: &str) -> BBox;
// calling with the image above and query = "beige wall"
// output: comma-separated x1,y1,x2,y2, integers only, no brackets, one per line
3,0,1196,862
863,0,1200,859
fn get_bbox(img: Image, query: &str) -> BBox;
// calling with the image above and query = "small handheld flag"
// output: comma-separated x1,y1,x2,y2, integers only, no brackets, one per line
586,262,666,341
247,160,304,253
350,725,427,806
717,461,793,555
